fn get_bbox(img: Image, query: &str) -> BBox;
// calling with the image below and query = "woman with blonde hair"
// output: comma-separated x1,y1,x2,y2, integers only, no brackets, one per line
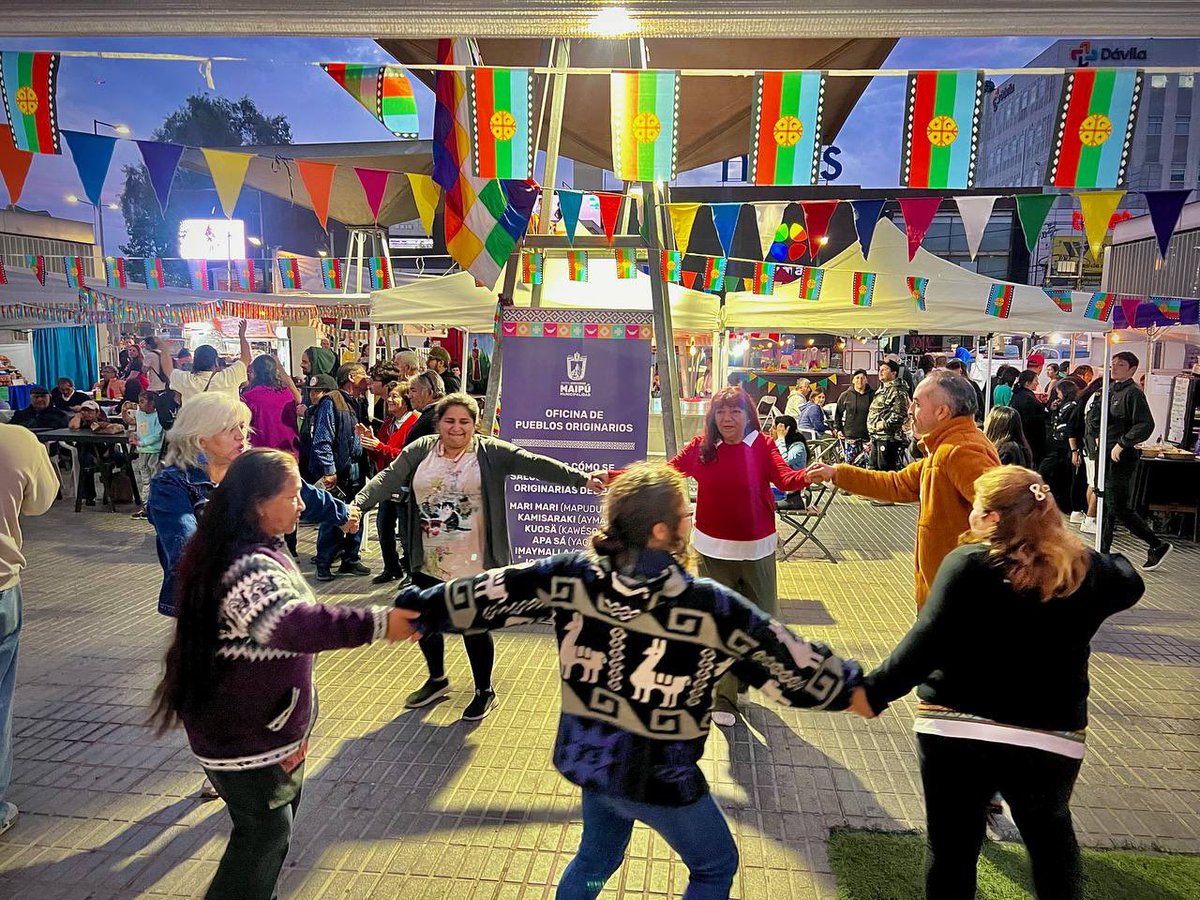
859,465,1144,899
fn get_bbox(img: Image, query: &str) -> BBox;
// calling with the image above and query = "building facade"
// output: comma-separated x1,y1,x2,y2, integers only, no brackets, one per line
0,206,99,277
977,39,1200,286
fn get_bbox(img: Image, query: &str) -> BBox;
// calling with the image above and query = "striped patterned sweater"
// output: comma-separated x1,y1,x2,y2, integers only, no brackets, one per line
181,545,390,771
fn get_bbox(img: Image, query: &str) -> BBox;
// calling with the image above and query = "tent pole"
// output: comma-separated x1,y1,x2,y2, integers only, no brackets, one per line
482,250,520,436
1094,335,1114,552
530,39,570,310
984,334,993,417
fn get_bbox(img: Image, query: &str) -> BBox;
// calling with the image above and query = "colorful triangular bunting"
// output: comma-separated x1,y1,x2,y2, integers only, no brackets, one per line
136,141,184,215
666,202,702,256
850,199,886,259
558,190,583,243
799,199,838,260
297,160,336,232
597,192,622,243
354,167,391,223
0,129,33,206
711,203,741,258
406,172,441,236
1014,193,1058,252
954,195,998,261
1143,189,1191,262
201,148,252,219
1076,190,1125,260
898,196,942,261
752,202,790,261
62,131,116,206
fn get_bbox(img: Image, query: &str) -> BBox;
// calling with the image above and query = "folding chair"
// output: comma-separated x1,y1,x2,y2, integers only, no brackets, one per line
776,482,839,563
757,394,780,429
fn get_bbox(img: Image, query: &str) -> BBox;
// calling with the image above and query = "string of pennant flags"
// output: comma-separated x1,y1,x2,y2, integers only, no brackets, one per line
0,253,363,293
2,46,1197,296
745,371,839,397
520,243,1197,324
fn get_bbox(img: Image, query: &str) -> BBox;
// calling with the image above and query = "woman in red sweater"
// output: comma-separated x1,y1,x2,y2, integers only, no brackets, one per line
669,386,810,726
358,381,418,584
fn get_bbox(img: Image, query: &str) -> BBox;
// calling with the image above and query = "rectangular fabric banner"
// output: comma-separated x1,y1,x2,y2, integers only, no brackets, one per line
1047,68,1142,189
189,260,210,291
753,261,777,295
985,283,1015,318
611,70,679,182
64,256,85,289
852,272,876,307
469,67,533,179
320,257,342,290
521,250,543,285
104,257,126,289
1085,291,1116,322
0,51,61,154
660,249,682,284
145,258,165,290
500,307,652,563
901,69,984,189
748,70,824,186
701,256,727,293
798,265,824,301
906,276,928,311
368,256,391,290
615,248,638,279
277,257,301,290
568,250,589,282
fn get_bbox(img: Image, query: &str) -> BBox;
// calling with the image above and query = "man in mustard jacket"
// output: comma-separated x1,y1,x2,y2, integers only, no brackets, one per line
807,371,999,610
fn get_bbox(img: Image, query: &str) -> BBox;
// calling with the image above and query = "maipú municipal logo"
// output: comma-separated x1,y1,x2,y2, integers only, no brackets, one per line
561,352,591,396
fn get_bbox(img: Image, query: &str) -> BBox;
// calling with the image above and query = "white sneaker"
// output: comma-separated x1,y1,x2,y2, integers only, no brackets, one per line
712,711,736,727
0,801,18,837
1080,518,1097,535
1070,512,1085,524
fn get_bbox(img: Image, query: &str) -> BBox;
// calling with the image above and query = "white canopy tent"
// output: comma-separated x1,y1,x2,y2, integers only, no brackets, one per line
724,219,1113,335
370,256,721,333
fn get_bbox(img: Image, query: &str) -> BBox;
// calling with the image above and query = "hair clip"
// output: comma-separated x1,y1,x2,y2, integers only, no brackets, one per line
1029,483,1049,502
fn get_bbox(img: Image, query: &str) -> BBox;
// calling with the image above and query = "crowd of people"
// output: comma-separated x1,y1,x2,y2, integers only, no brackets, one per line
0,335,1174,900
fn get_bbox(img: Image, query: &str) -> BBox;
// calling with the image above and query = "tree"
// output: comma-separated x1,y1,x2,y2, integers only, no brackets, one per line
119,95,292,260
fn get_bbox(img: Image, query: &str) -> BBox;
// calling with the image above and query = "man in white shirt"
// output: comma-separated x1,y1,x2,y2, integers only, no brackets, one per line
161,319,252,403
0,424,60,836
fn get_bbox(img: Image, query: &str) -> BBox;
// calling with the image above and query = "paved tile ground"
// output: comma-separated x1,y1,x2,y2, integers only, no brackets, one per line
1,491,1197,898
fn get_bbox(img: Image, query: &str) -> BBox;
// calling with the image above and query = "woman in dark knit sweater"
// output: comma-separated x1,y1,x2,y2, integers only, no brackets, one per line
862,465,1144,900
151,449,410,900
394,461,870,899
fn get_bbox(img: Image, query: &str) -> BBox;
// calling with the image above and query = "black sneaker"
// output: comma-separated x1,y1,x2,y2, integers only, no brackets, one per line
404,678,450,709
371,570,403,585
315,565,336,582
462,689,497,721
337,561,371,576
1143,542,1172,571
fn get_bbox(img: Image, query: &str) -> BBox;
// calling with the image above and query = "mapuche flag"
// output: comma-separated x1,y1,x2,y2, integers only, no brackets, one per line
469,67,533,179
748,71,824,186
1047,68,1142,189
64,256,86,288
320,257,342,290
145,258,166,290
610,70,679,182
701,256,727,293
901,69,984,189
320,63,419,139
277,257,301,290
0,52,61,154
105,256,127,289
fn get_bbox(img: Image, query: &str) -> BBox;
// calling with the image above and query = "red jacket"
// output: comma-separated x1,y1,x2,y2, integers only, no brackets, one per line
370,412,418,470
669,431,808,560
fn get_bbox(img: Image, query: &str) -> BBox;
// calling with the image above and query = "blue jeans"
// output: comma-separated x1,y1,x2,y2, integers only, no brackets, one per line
0,584,21,803
557,789,738,900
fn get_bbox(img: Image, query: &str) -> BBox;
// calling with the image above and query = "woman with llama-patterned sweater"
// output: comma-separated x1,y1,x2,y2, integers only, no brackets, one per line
393,462,871,900
151,449,413,900
666,386,811,727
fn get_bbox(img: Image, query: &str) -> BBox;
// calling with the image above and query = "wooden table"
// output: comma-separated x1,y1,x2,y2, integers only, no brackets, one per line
33,427,141,513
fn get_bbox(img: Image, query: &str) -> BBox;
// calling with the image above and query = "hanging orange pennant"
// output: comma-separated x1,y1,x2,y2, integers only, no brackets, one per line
297,160,337,232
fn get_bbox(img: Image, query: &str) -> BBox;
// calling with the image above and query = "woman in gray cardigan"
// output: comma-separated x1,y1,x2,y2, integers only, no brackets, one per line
354,392,606,719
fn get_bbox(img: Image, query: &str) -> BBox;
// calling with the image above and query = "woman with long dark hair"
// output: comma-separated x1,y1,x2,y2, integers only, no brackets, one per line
991,365,1019,408
983,406,1033,468
861,466,1144,899
353,392,606,721
668,386,810,726
151,449,410,900
1039,378,1080,513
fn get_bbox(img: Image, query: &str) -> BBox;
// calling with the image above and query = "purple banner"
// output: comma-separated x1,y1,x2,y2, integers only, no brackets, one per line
500,308,653,563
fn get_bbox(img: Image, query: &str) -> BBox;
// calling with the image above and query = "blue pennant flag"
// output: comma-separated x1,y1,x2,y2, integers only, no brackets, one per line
710,203,741,258
850,199,887,260
62,131,117,206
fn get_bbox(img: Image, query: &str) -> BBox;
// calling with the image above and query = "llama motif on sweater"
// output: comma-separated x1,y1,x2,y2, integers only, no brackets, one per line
398,549,860,805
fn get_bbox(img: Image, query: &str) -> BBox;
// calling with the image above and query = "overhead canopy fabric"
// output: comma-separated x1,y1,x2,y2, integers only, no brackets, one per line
177,140,432,228
371,256,720,332
724,220,1113,334
382,38,894,174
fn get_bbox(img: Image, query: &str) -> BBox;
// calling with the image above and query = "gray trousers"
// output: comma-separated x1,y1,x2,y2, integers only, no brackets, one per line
696,553,779,709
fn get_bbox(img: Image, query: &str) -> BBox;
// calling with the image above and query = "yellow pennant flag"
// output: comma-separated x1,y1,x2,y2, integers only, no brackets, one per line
665,202,702,257
201,148,253,219
1076,190,1125,261
405,173,441,236
829,374,837,384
